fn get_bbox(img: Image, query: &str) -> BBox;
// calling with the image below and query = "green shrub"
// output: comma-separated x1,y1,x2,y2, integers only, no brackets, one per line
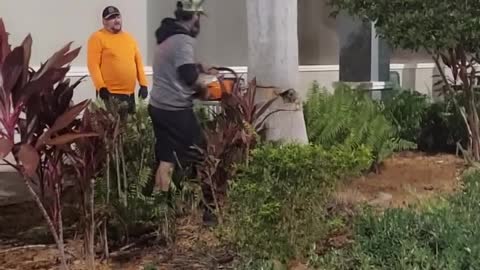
381,88,468,154
223,143,372,263
382,89,430,143
315,170,480,269
304,82,414,167
417,98,467,153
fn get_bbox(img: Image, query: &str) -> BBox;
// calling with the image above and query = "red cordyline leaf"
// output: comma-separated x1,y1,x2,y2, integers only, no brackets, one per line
18,143,39,177
20,35,32,87
49,99,90,133
32,42,81,80
14,67,69,109
247,78,257,106
36,99,90,148
46,132,98,146
0,137,13,158
0,86,9,124
0,19,11,65
19,115,38,144
53,82,71,114
2,45,24,97
59,77,85,109
253,97,278,121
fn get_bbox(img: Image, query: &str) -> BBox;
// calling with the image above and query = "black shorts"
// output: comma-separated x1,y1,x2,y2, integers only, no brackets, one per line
148,105,205,168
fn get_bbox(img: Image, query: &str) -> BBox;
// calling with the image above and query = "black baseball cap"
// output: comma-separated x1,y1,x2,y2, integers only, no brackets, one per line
102,6,120,19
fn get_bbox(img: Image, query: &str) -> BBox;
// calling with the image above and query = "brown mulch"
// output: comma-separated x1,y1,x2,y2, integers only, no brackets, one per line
334,151,465,209
0,151,467,269
0,213,235,270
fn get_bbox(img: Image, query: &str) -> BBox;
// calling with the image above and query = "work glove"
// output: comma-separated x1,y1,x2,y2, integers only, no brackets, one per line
98,87,110,101
138,85,148,99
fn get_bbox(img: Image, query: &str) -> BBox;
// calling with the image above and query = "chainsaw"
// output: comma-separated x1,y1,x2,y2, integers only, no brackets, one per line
196,67,242,101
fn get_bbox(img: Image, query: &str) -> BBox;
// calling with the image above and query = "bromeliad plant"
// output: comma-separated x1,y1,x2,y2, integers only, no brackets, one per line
0,18,100,269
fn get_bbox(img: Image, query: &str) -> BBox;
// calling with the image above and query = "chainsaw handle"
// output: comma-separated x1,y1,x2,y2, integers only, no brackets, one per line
210,66,238,81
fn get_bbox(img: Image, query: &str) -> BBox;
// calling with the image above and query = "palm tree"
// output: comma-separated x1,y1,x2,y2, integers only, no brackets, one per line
246,0,308,144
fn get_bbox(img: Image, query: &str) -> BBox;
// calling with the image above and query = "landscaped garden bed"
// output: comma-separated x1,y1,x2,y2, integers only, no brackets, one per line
3,0,480,267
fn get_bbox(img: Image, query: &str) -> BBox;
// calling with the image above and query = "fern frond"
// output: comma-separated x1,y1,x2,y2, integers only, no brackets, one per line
304,82,408,167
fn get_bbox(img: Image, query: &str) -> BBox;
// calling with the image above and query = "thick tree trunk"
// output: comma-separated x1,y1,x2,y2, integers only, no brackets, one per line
246,0,309,144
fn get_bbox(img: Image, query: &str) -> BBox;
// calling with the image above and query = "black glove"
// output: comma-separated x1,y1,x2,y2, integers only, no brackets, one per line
138,85,148,99
98,87,110,101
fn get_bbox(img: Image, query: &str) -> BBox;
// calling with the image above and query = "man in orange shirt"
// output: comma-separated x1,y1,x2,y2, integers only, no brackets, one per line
87,6,148,115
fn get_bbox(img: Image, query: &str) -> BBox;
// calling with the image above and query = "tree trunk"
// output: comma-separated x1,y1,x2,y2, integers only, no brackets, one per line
465,87,480,160
246,0,308,144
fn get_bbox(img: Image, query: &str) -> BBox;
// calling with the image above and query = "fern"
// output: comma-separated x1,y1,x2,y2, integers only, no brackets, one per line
304,83,415,167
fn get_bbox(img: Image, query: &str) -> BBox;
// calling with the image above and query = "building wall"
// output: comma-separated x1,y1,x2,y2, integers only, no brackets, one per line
0,0,148,67
0,0,438,101
147,0,249,67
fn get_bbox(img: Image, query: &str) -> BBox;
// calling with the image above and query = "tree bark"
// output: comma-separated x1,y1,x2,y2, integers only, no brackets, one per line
465,87,480,160
432,52,480,161
246,0,309,144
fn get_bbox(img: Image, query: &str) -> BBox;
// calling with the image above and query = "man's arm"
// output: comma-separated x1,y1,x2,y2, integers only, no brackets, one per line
134,43,148,87
87,33,107,90
174,35,200,87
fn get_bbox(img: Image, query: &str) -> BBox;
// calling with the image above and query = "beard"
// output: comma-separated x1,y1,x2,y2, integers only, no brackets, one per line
110,23,122,33
190,20,200,37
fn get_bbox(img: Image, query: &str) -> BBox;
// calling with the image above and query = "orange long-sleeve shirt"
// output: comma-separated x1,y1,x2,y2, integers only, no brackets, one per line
87,29,148,95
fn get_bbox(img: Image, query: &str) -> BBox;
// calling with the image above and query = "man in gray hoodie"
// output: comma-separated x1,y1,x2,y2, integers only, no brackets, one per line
149,0,216,224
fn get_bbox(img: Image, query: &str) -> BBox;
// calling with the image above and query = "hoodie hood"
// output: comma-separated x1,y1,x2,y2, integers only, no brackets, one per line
155,18,191,44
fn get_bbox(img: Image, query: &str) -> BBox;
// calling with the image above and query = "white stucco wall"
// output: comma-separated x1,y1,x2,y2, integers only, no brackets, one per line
0,0,439,100
0,0,148,67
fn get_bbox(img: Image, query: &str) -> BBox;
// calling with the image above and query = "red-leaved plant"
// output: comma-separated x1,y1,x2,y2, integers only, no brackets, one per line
195,73,284,222
63,104,112,269
0,18,100,269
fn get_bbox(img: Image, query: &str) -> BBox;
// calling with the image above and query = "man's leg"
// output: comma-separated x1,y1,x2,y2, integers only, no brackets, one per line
148,105,175,192
154,161,175,192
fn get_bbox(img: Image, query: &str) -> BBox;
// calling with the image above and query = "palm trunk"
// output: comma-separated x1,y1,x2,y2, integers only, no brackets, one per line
246,0,308,144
